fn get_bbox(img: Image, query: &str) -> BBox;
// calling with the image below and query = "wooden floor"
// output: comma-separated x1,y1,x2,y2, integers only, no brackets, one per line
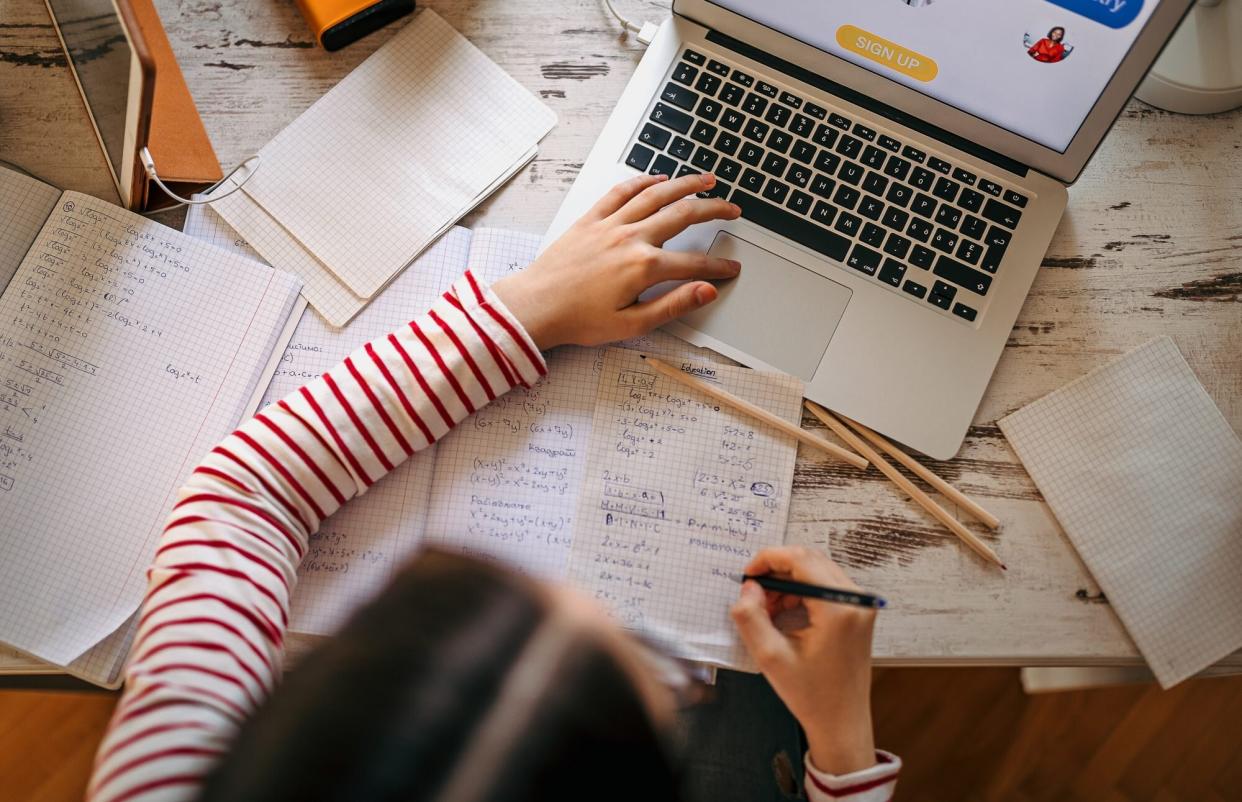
1,669,1238,801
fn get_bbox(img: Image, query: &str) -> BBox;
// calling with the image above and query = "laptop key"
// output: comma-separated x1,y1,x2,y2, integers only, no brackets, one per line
790,139,816,164
649,154,677,177
730,189,850,262
960,214,987,240
934,255,992,296
787,190,813,215
978,179,1002,196
661,82,698,111
862,172,888,197
740,168,765,193
1004,189,1028,208
906,218,933,243
834,185,860,209
707,59,730,76
838,162,865,186
698,180,731,200
932,176,960,203
928,156,951,174
672,63,698,85
720,108,745,132
720,83,746,106
814,150,840,175
669,136,695,160
931,228,958,253
744,119,770,143
902,145,926,163
762,153,789,177
903,279,927,298
739,142,764,166
683,49,706,65
982,198,1022,229
932,281,957,300
765,105,791,127
638,123,671,150
853,123,877,141
691,148,719,171
779,91,802,109
910,166,935,190
934,205,962,229
695,73,721,95
886,183,913,208
767,130,792,154
910,244,935,270
928,292,952,310
862,145,886,169
859,196,884,221
804,102,827,119
829,112,852,130
757,81,779,98
835,211,861,237
626,144,655,171
959,187,983,213
980,226,1011,273
716,158,742,183
911,193,937,218
697,98,722,122
836,135,863,159
879,258,906,286
740,93,770,117
952,167,976,185
811,200,836,225
861,222,886,246
883,233,911,260
878,135,901,152
651,103,692,133
956,239,982,265
791,114,816,138
730,69,754,86
786,163,812,188
676,164,700,178
952,302,978,321
691,120,717,145
762,179,790,204
847,244,882,275
883,156,911,181
810,174,835,199
715,132,741,156
882,207,909,231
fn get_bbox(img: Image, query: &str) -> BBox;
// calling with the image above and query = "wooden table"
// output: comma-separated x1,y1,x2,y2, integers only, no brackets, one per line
2,0,1240,675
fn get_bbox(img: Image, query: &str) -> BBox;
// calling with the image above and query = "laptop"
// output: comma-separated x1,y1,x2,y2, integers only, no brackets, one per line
544,0,1193,459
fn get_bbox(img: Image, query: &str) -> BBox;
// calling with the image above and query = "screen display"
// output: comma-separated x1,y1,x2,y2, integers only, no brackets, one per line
47,0,134,183
708,0,1159,151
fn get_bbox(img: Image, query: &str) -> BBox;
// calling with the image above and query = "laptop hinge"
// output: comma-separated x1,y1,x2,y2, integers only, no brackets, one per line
706,29,1030,179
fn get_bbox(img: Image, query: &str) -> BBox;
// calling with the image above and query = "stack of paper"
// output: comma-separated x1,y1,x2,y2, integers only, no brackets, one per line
214,8,555,326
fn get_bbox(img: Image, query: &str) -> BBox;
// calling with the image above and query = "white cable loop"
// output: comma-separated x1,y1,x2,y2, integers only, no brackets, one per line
140,147,261,208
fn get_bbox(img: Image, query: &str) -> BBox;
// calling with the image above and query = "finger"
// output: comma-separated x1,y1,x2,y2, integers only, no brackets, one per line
731,580,794,670
622,281,717,335
639,196,741,245
645,249,741,284
586,173,668,221
613,172,719,224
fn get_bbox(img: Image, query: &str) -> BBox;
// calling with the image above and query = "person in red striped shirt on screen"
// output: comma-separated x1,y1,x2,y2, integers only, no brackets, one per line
87,172,900,802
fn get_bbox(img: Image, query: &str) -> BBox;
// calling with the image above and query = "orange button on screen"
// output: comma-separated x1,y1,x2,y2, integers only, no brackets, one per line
836,25,937,83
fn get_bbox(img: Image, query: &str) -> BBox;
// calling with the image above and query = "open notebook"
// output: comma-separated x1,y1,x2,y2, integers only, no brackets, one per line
0,167,303,686
184,214,802,669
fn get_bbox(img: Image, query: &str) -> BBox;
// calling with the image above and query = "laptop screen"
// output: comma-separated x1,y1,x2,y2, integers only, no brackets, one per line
707,0,1159,152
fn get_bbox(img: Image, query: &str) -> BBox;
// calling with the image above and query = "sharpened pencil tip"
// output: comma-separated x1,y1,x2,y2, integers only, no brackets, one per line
639,354,647,360
1000,563,1008,571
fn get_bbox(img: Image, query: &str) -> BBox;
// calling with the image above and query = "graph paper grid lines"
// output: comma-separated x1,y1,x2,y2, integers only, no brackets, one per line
999,337,1242,687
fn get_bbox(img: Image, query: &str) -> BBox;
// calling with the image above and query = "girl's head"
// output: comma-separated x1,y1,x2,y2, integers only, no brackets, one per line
198,550,683,802
1049,26,1065,42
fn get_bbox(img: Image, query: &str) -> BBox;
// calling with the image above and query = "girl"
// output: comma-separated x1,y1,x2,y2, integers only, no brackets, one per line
86,172,900,802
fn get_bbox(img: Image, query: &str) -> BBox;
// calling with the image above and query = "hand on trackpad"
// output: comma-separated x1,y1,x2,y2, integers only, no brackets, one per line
679,232,851,380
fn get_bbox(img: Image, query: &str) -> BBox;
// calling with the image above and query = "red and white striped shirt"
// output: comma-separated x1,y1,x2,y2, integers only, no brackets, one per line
87,271,899,802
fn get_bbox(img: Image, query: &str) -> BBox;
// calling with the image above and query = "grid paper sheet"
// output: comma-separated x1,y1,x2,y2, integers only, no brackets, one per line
566,348,804,669
0,191,302,669
239,8,555,299
0,168,60,291
999,337,1242,688
425,230,728,581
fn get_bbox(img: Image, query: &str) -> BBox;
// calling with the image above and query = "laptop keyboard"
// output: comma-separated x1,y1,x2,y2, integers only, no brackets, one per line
624,48,1032,325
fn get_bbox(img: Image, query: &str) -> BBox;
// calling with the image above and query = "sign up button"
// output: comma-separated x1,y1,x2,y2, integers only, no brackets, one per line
836,25,937,83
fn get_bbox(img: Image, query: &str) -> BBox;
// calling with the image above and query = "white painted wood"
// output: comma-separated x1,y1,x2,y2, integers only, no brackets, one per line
1,0,1239,676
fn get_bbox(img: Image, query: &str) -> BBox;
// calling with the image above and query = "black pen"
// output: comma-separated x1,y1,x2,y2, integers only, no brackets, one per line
737,574,887,609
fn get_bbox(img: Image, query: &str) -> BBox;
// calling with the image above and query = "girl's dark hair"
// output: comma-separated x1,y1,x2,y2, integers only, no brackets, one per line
1049,26,1066,38
198,550,681,802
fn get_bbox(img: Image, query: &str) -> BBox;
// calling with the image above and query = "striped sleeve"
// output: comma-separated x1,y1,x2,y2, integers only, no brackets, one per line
805,751,901,802
87,272,546,802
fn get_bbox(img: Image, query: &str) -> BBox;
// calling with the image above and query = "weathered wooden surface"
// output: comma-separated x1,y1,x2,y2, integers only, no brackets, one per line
1,0,1239,672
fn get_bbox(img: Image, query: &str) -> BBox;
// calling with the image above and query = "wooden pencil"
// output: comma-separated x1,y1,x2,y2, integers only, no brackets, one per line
640,356,869,470
839,415,1000,530
804,401,1006,570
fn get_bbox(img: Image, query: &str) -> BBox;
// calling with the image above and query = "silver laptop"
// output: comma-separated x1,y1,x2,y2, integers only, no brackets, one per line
544,0,1193,459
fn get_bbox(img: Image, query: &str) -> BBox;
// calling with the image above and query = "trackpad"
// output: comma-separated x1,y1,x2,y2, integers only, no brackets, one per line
679,232,851,380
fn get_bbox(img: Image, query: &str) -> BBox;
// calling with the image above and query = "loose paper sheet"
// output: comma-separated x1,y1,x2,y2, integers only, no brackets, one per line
999,337,1242,687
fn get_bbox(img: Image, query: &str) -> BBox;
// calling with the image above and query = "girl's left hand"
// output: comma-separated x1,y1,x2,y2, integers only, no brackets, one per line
491,172,742,350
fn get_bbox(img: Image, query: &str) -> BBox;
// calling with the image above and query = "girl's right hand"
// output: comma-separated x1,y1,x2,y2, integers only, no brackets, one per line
730,547,879,776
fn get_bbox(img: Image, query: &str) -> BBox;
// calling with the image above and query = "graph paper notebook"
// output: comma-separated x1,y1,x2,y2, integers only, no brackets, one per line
0,166,303,684
999,337,1242,688
217,7,555,318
